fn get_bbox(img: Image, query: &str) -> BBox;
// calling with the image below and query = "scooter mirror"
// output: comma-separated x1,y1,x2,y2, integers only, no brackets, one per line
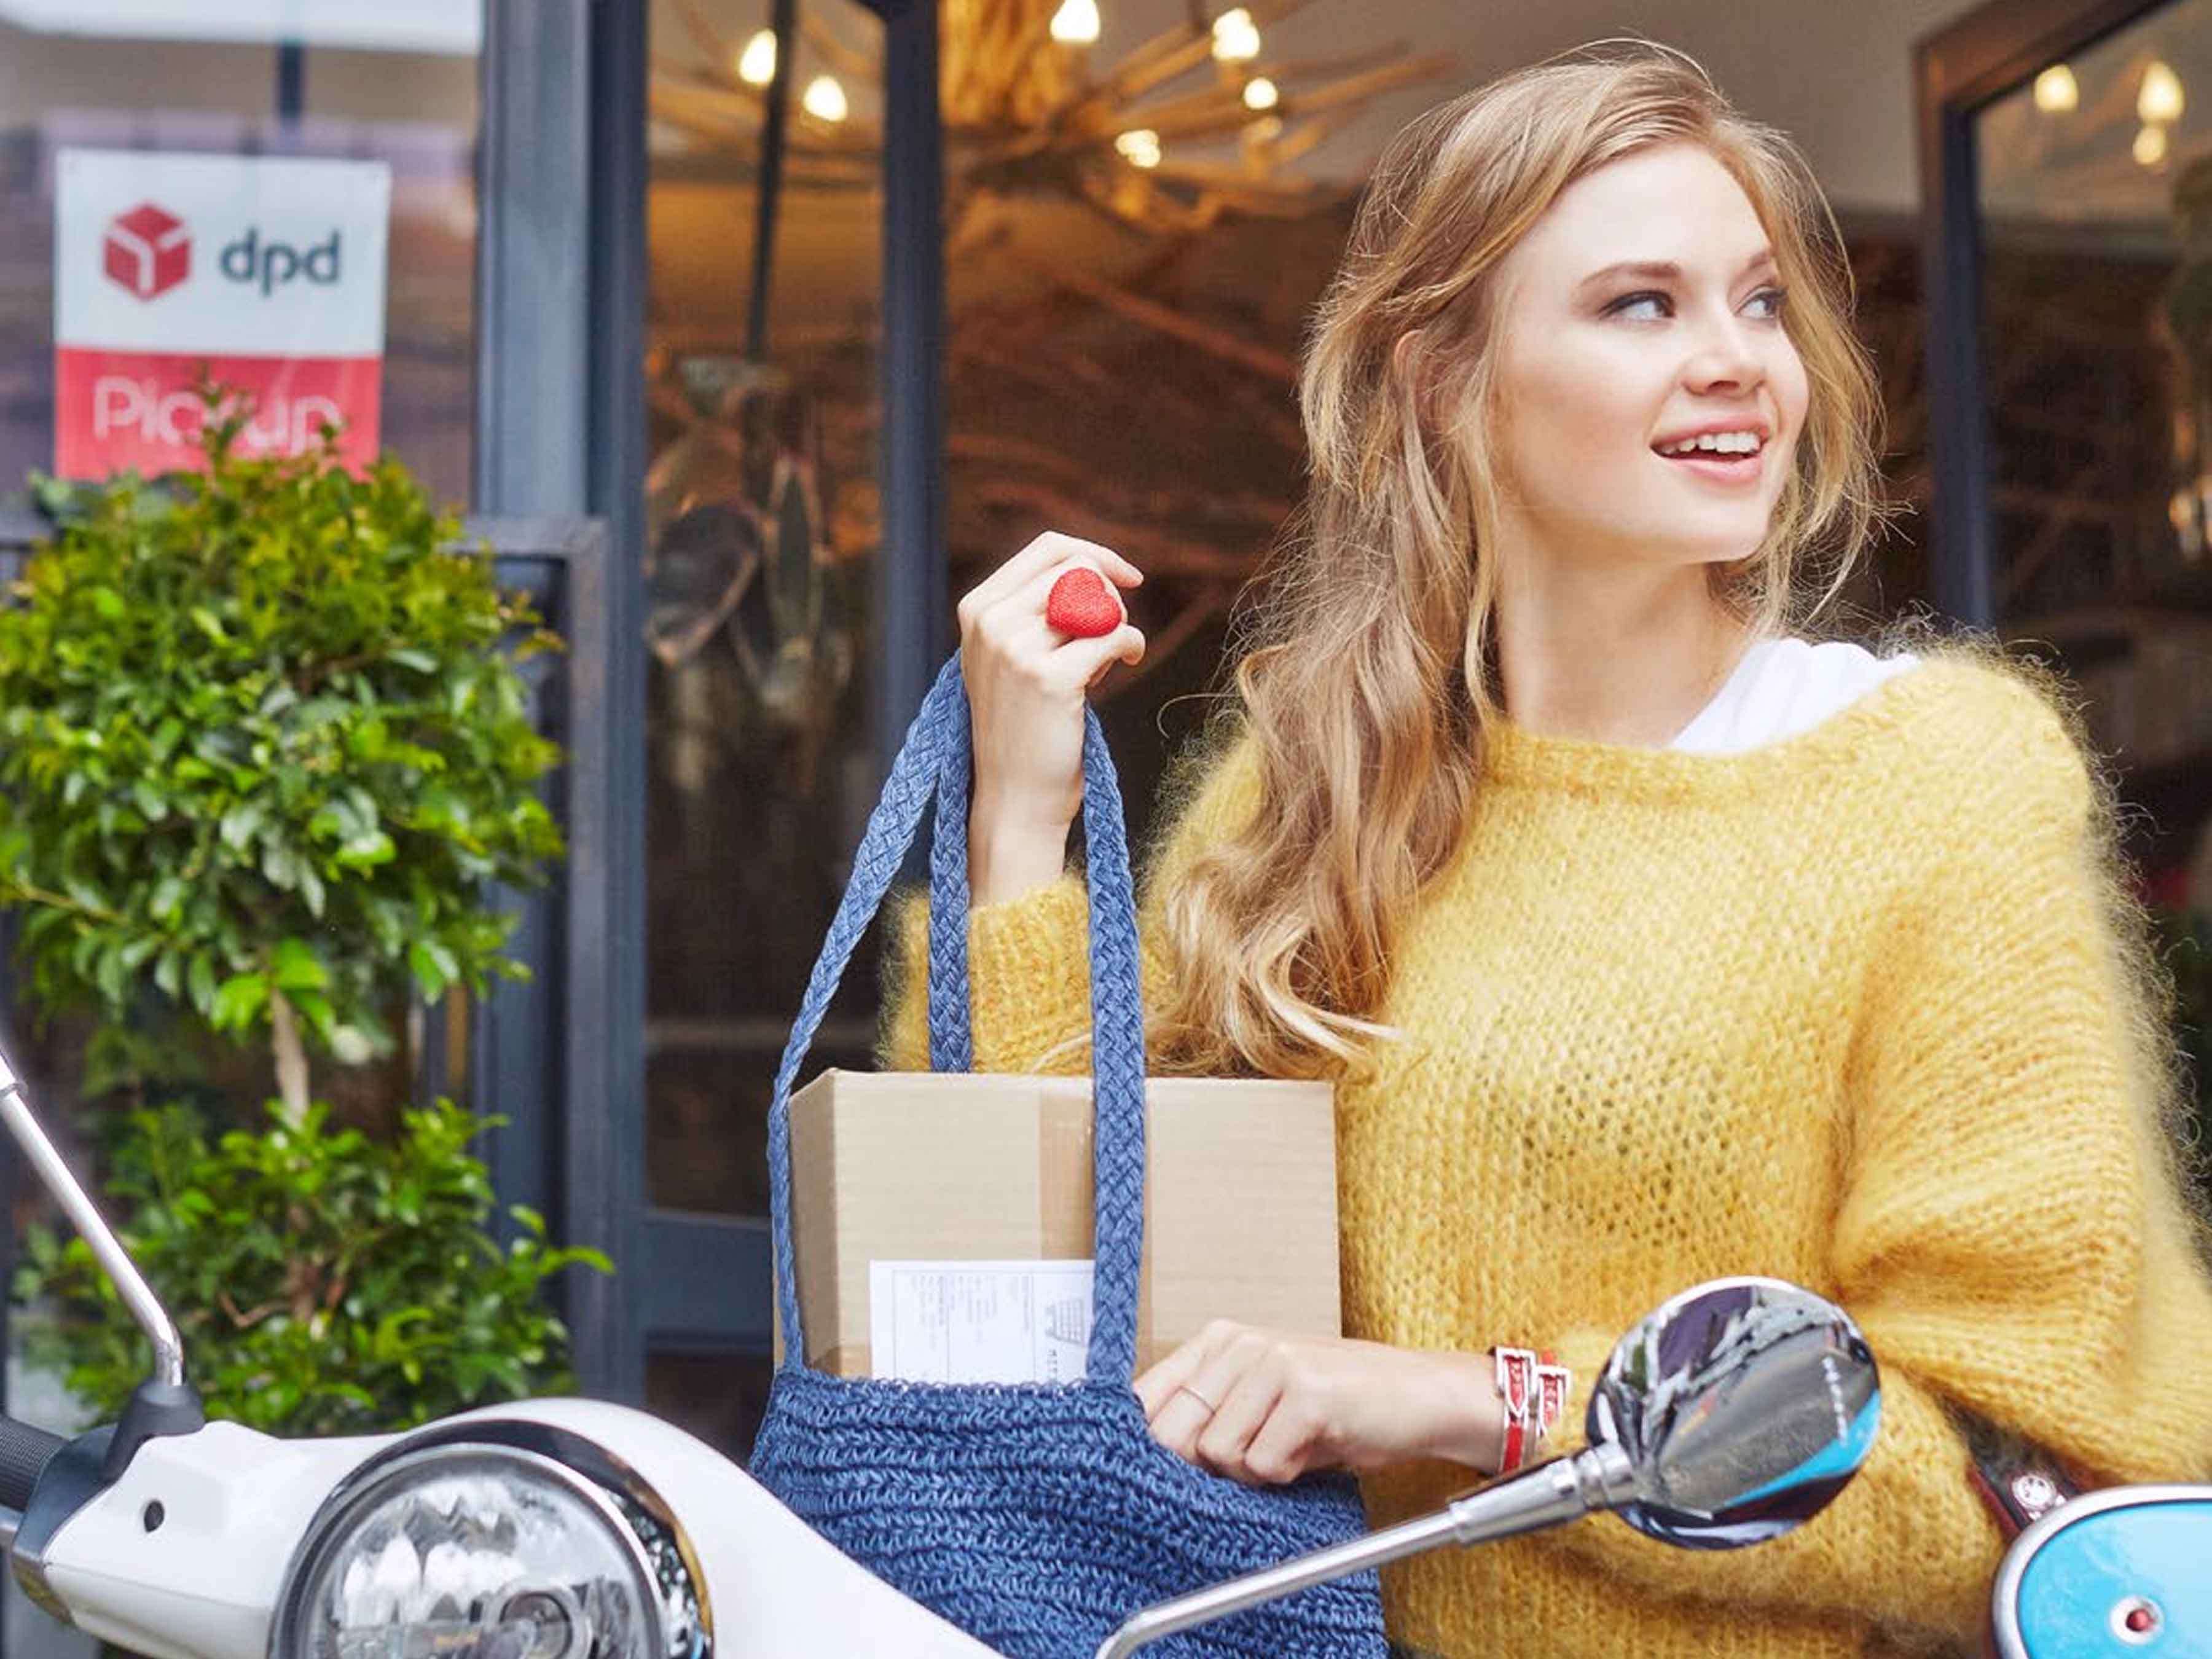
1096,1276,1881,1658
1591,1276,1881,1548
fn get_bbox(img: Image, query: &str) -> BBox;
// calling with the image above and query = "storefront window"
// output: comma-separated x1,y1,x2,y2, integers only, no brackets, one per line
0,18,482,1650
1975,1,2212,905
0,5,479,504
1971,2,2212,1220
642,0,885,1453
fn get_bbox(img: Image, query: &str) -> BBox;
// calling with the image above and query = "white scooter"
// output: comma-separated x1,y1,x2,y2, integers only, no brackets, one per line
0,1041,1889,1659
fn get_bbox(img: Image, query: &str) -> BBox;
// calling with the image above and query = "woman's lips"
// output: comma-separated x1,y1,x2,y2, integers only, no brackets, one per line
1655,445,1764,484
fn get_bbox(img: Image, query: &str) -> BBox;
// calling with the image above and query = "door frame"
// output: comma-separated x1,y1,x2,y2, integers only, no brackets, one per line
1915,0,2172,627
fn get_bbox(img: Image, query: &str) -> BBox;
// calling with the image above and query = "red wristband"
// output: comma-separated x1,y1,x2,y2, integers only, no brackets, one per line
1492,1346,1536,1474
1492,1345,1572,1475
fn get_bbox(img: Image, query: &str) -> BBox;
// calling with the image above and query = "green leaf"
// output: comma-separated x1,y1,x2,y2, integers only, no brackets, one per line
327,1024,375,1066
269,938,327,992
210,972,269,1032
408,939,458,1001
147,873,187,921
334,830,394,870
289,989,334,1038
187,952,218,1014
219,801,265,852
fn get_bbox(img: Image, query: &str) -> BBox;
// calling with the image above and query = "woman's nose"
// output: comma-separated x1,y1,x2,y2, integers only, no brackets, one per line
1682,312,1764,393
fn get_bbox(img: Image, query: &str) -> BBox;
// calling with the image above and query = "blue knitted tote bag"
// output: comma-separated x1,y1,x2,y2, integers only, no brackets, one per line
749,653,1389,1659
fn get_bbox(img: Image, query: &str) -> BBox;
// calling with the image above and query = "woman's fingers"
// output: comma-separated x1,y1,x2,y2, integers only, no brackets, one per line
959,531,1140,635
1237,1394,1323,1485
1003,551,1137,640
1134,1324,1220,1422
1150,1326,1269,1467
961,543,1145,694
1194,1361,1286,1483
1057,623,1148,692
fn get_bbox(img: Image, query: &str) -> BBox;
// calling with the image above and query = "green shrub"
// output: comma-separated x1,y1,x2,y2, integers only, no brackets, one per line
14,1099,608,1436
1,395,604,1435
0,402,562,1111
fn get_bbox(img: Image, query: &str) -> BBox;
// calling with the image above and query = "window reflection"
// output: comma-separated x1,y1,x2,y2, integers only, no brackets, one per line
1977,2,2212,913
1975,1,2212,1210
643,0,884,1229
0,19,477,504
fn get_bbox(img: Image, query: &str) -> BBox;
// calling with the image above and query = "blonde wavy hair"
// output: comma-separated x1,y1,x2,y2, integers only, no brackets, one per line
1148,41,1889,1081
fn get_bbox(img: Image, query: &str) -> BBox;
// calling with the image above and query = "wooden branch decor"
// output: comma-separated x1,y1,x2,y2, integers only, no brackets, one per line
646,0,1457,700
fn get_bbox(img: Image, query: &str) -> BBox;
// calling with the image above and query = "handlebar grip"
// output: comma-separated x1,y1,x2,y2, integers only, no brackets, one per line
0,1415,67,1511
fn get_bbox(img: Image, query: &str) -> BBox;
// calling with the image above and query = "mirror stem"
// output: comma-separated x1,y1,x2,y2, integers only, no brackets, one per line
1093,1444,1636,1659
0,1056,186,1388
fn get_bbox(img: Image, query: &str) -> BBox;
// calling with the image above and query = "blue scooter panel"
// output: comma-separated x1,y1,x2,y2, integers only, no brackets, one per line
1991,1485,2212,1655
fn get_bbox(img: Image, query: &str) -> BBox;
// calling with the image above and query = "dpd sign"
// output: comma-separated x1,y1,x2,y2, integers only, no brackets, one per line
54,149,391,480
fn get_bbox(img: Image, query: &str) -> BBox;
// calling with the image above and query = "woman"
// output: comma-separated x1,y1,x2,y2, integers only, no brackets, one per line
881,42,2212,1658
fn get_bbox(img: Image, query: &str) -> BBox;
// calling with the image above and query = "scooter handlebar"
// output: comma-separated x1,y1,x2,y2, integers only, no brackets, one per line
0,1414,67,1512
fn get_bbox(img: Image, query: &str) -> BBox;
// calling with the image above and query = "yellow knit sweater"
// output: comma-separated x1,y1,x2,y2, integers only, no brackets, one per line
877,654,2212,1658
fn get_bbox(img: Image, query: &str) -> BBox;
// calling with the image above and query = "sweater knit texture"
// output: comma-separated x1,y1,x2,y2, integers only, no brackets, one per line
876,653,2212,1658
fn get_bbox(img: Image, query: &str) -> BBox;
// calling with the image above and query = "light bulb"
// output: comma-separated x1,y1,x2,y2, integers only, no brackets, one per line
1051,0,1101,45
2135,121,2169,167
1242,76,1279,111
802,74,849,123
2139,60,2184,125
1211,6,1260,63
2032,64,2077,113
1115,128,1162,169
737,28,777,87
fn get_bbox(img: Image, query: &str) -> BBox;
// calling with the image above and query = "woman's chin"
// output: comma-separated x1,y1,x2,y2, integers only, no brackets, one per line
1622,528,1773,571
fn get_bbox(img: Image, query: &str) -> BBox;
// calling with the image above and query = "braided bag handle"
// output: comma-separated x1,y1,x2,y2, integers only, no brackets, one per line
766,652,1149,1386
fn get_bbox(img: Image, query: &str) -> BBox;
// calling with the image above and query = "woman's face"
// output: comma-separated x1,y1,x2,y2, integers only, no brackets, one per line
1478,142,1810,576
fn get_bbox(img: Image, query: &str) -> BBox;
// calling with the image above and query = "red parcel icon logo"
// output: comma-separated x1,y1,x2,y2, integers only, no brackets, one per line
103,202,191,302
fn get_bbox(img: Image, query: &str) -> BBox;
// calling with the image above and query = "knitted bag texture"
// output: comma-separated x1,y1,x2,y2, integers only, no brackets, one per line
750,653,1389,1658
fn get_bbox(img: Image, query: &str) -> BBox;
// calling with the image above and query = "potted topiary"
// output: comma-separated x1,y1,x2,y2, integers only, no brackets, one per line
1,395,608,1436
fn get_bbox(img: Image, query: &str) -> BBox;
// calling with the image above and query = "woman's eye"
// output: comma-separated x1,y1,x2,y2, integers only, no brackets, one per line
1745,286,1788,320
1607,291,1670,320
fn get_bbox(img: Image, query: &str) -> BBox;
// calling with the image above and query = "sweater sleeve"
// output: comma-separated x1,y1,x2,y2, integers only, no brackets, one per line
1529,675,2212,1649
876,732,1260,1076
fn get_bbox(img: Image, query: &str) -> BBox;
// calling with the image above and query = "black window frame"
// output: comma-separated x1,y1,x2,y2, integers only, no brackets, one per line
1916,0,2174,626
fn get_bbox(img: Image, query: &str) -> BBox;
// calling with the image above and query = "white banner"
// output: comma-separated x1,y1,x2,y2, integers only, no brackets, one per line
0,0,478,53
53,148,391,477
56,149,390,355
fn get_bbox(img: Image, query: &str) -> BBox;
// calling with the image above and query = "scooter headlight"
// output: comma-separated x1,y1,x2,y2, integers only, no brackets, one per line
271,1442,707,1659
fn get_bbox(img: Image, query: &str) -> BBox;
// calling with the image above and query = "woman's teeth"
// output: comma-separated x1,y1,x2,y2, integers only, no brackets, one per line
1657,431,1763,457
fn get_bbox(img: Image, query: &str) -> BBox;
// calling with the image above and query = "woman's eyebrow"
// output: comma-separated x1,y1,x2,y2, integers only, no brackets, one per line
1575,249,1779,292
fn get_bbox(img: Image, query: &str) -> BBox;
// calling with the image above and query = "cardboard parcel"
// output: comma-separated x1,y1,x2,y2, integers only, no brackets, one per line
781,1069,1343,1378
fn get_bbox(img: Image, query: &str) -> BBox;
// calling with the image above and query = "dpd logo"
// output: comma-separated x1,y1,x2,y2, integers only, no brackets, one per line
98,203,345,303
218,227,343,296
103,202,190,302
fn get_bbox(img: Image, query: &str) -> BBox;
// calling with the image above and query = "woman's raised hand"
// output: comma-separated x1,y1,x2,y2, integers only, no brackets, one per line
957,532,1145,904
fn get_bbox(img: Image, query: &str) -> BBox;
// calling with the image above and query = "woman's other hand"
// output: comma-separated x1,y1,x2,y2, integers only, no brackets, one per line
957,531,1145,903
1134,1321,1505,1484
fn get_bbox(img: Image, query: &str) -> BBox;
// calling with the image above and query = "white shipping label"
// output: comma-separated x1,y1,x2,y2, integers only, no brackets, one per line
869,1260,1094,1384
